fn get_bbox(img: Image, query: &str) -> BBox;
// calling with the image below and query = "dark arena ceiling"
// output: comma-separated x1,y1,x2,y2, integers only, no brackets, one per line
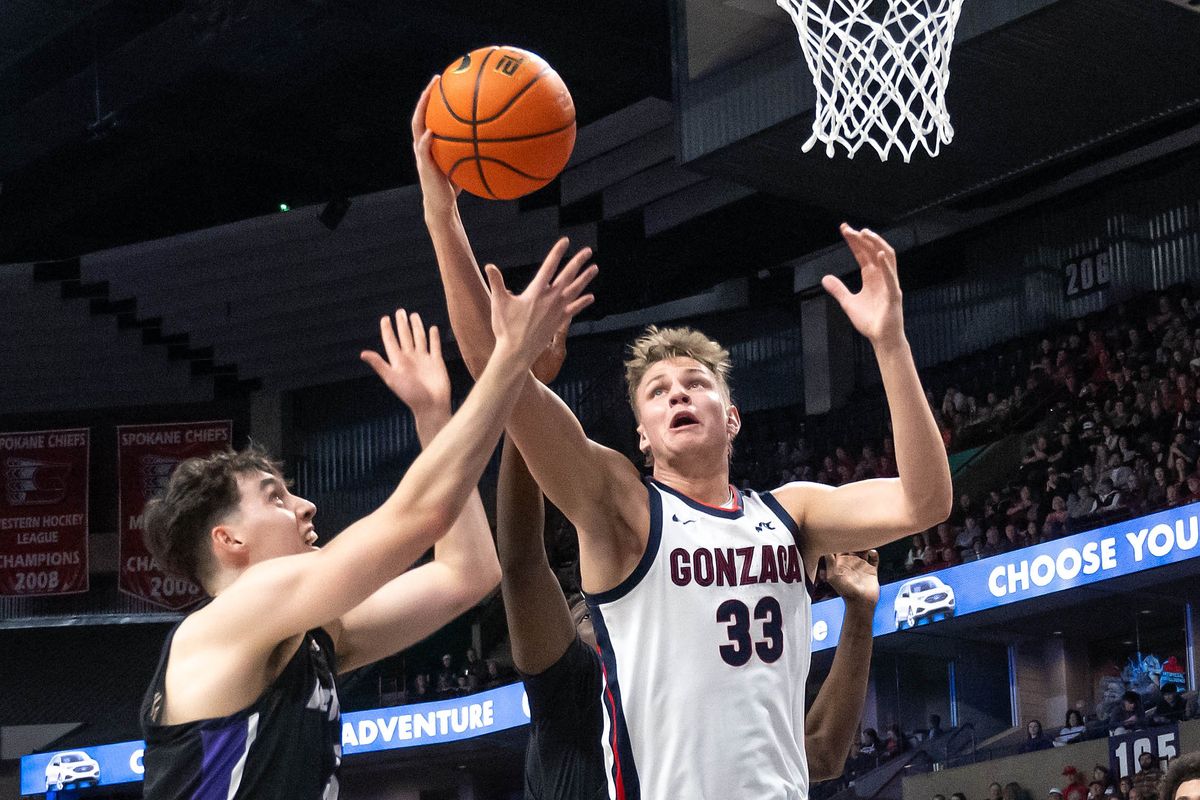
0,0,672,262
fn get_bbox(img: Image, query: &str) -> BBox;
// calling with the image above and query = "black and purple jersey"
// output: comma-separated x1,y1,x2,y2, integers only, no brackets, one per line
140,623,342,800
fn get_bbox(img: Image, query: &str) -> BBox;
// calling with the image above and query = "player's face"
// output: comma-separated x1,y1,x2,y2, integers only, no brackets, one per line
226,470,319,564
634,358,737,466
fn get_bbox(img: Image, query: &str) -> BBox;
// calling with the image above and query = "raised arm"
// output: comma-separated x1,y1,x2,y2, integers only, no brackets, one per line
805,551,879,781
495,335,579,675
206,248,596,650
413,80,647,593
331,311,502,674
775,225,952,565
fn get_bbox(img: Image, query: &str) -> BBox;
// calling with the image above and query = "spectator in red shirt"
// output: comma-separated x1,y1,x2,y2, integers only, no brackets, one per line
1065,766,1089,800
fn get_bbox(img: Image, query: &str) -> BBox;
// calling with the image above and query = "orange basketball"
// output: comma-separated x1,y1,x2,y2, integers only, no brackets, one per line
426,46,576,201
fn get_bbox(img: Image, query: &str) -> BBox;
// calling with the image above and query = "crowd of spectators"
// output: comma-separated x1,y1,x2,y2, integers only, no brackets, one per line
395,648,516,704
721,288,1200,587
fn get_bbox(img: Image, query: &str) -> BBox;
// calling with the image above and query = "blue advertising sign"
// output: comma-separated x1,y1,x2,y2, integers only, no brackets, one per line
341,681,530,754
21,739,144,795
20,683,532,795
811,502,1200,652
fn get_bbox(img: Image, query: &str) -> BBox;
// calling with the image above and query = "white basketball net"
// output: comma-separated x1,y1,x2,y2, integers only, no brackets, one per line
776,0,965,162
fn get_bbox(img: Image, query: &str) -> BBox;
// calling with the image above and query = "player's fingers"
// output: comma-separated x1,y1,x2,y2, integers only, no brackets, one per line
410,312,428,352
412,76,436,139
878,249,902,293
821,274,853,305
563,263,599,300
564,294,595,318
428,325,442,361
552,247,592,288
532,238,571,291
360,350,388,379
380,314,402,364
484,263,508,297
395,308,415,351
866,549,880,568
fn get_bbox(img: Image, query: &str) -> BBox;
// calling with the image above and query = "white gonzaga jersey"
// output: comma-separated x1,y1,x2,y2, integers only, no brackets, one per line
585,478,813,800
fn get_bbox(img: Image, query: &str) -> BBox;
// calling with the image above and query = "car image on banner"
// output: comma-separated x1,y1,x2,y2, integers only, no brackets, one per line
44,751,99,791
893,575,956,629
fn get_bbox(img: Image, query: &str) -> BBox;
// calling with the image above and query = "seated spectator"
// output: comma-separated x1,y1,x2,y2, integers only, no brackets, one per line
1093,765,1114,795
1153,682,1188,723
1090,783,1108,800
904,533,929,572
986,782,1003,800
859,727,883,757
1159,751,1200,800
1146,466,1170,507
963,537,987,562
1054,709,1086,746
1043,495,1070,539
464,648,485,691
1108,690,1148,733
925,713,944,741
411,672,433,701
980,526,1004,557
484,659,508,689
1065,767,1089,800
1099,474,1128,513
1049,789,1065,800
884,723,909,758
956,517,983,553
1018,719,1054,753
1132,751,1163,800
1069,485,1099,520
1002,523,1024,552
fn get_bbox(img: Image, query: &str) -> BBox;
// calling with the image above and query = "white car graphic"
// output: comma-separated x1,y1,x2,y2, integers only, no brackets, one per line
44,751,100,790
893,576,956,630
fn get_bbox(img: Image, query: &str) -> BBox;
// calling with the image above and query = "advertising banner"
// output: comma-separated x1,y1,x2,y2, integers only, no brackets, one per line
812,502,1200,652
0,428,90,596
21,682,533,795
117,421,231,609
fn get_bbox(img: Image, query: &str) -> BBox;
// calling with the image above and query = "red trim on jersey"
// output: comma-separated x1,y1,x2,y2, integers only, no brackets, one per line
668,483,740,512
599,657,627,800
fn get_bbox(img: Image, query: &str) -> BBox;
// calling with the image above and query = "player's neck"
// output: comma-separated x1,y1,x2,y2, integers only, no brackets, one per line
652,464,732,507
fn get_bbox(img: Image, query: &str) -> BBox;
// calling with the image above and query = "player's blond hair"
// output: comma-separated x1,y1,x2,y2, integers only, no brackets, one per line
624,325,732,416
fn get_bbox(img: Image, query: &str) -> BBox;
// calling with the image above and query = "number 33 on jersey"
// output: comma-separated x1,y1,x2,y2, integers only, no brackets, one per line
584,479,814,800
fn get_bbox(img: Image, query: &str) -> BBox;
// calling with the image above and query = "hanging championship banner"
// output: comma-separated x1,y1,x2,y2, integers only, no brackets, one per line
0,428,90,596
118,421,232,610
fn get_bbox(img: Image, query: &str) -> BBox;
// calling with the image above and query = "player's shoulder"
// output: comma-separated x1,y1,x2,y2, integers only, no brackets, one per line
760,480,828,525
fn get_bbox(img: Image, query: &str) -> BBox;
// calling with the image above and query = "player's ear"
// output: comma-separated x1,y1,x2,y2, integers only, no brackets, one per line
211,524,245,556
726,405,742,440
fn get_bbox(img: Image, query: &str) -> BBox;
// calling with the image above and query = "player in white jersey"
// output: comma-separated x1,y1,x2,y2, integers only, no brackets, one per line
413,79,952,799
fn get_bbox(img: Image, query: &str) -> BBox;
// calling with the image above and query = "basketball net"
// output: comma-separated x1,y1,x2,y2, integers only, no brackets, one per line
776,0,964,162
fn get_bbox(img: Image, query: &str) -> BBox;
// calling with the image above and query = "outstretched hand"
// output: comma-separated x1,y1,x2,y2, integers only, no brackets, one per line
361,309,452,419
412,76,462,213
822,224,905,349
485,238,597,368
823,550,880,608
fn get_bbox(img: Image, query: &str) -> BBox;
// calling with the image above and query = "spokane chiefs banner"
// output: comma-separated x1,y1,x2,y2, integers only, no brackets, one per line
118,421,231,610
0,428,90,596
21,682,532,795
811,501,1200,653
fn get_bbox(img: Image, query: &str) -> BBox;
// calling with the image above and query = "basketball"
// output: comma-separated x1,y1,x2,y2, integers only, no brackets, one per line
426,46,576,200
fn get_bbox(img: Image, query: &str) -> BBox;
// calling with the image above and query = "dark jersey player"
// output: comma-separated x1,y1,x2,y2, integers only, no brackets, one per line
139,252,596,799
